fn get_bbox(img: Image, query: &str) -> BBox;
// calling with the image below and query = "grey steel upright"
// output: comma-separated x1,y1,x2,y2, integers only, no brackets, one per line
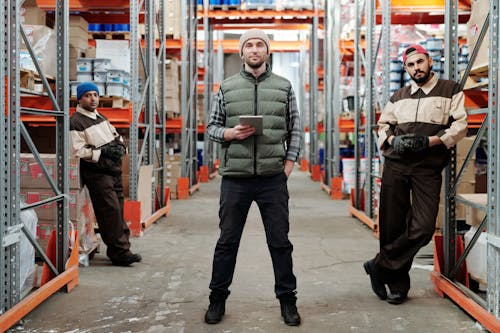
1,0,70,313
487,0,500,316
181,0,198,189
308,0,319,171
323,0,341,187
203,0,216,175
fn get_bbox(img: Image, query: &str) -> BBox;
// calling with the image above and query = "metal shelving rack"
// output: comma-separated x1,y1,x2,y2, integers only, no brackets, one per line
308,0,320,176
430,0,500,329
1,0,78,330
202,0,216,177
180,1,199,192
127,0,169,232
322,0,341,189
349,0,500,329
349,0,388,231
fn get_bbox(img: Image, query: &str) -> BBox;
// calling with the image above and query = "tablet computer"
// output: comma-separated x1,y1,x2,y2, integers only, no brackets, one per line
239,115,263,135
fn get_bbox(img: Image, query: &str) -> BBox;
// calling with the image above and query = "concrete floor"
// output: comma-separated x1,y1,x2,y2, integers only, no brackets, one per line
17,168,484,333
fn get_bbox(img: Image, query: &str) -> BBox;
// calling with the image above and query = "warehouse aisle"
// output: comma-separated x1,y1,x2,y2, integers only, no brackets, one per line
19,168,480,333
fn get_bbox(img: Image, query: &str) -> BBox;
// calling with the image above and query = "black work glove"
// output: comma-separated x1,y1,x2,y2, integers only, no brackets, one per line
100,142,126,162
391,134,414,154
401,134,429,152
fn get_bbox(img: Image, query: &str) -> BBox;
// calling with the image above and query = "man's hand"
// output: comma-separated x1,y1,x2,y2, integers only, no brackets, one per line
284,160,294,177
402,135,429,152
100,142,126,162
391,135,412,154
390,134,429,153
225,124,256,141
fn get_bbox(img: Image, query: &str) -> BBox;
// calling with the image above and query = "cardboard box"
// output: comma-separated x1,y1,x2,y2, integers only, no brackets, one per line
35,186,98,255
467,0,489,69
22,188,81,221
138,165,154,222
20,153,80,189
69,15,89,31
459,193,487,226
21,0,46,25
456,135,476,160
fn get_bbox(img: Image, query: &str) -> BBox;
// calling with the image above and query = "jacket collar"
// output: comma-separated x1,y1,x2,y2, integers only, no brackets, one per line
76,105,100,119
240,63,272,82
410,72,438,95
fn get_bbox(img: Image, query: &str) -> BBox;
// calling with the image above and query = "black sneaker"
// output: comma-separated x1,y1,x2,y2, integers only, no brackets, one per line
111,253,142,267
204,301,225,324
363,259,388,300
280,301,301,326
387,291,407,305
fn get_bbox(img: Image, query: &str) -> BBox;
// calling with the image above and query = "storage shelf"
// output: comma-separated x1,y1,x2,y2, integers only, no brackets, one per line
20,96,189,132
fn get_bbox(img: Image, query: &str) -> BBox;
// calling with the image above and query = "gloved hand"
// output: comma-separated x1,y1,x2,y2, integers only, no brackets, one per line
100,142,126,162
391,134,414,154
401,134,429,152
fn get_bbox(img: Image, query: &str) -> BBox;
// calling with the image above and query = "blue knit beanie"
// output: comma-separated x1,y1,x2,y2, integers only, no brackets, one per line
77,82,99,100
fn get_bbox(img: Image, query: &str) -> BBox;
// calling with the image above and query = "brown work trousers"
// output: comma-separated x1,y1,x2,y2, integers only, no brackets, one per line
82,172,131,260
374,160,442,294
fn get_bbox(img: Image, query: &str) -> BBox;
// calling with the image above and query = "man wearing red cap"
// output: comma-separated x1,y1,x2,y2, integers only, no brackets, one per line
363,44,468,304
205,29,302,326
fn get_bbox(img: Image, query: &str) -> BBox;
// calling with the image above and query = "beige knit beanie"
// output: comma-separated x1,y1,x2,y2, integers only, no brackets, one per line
239,29,270,56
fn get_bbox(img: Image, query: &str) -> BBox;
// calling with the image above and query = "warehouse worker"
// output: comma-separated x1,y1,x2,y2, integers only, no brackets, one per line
364,44,467,304
70,82,141,267
205,29,302,326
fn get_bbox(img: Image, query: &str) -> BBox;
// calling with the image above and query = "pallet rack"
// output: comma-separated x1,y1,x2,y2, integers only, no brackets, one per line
196,6,324,182
0,1,78,331
347,0,500,330
0,0,179,330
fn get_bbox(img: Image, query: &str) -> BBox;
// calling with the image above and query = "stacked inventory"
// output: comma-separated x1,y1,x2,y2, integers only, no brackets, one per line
19,154,99,258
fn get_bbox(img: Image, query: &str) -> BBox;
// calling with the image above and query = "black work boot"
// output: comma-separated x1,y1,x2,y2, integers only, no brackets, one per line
204,293,226,324
363,259,388,300
279,294,301,326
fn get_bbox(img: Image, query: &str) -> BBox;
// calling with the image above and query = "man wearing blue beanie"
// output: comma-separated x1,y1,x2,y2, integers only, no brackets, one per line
76,81,100,101
70,82,141,267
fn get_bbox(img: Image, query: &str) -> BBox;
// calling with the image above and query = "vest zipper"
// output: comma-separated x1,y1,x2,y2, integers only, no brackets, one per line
253,81,258,175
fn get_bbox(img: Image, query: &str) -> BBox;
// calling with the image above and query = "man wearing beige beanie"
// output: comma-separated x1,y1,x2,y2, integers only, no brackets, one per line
205,29,302,326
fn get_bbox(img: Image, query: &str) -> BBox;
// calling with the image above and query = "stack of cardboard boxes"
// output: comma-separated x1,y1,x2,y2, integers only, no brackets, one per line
69,16,90,81
436,136,485,230
20,154,98,254
166,154,182,199
467,0,489,70
166,58,181,118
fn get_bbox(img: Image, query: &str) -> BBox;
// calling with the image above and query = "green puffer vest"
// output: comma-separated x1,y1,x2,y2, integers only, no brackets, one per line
219,65,290,177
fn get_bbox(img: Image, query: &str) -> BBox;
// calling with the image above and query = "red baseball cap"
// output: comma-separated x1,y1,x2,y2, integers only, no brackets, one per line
402,44,429,64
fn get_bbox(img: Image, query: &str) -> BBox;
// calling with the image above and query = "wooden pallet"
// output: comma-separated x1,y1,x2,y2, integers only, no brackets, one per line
469,64,488,79
89,32,130,40
210,5,241,10
70,96,130,109
166,111,181,119
20,69,56,93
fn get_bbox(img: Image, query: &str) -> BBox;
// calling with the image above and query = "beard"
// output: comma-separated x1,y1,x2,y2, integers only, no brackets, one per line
411,69,432,84
246,59,265,69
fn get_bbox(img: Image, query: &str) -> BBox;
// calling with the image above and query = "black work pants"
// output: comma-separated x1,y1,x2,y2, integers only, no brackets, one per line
209,173,297,300
82,172,131,260
374,161,442,293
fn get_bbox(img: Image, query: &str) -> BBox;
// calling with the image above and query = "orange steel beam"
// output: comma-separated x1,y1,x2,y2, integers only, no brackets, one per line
210,24,311,30
0,241,79,332
200,9,324,19
189,182,200,195
142,203,169,230
430,272,500,333
36,0,130,10
349,206,378,236
210,39,308,53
